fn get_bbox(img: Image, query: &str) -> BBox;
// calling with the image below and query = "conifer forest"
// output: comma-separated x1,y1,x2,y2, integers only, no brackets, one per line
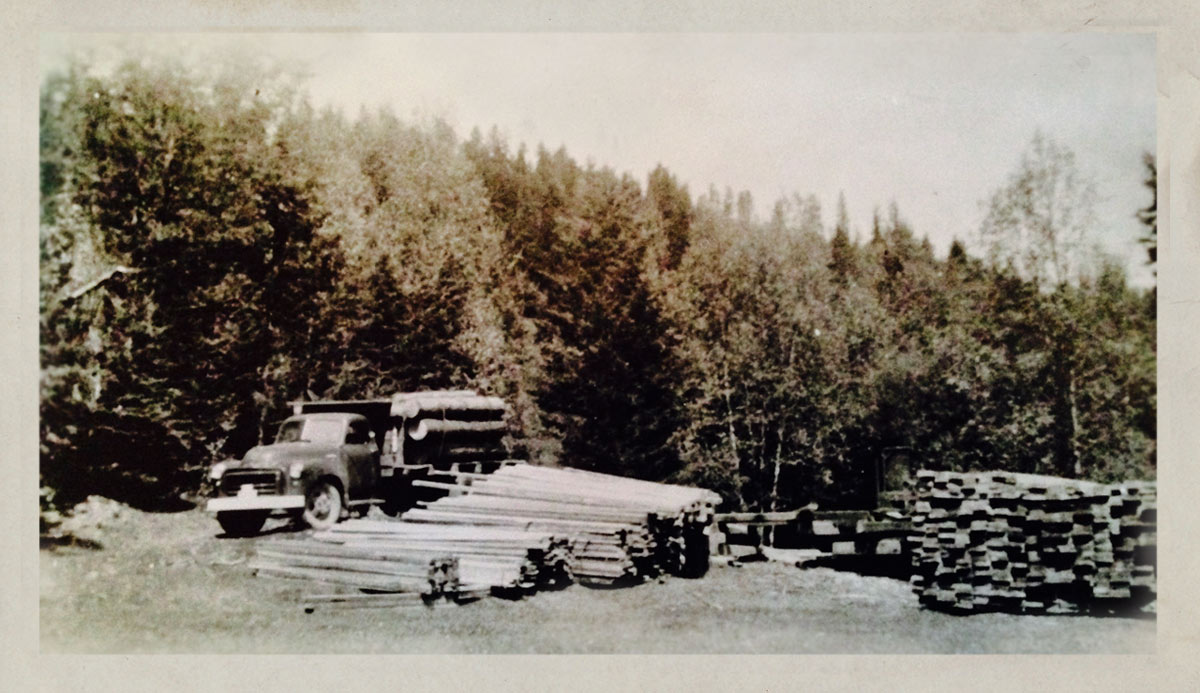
39,55,1157,515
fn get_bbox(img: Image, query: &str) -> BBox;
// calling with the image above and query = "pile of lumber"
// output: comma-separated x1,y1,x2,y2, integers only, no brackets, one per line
406,464,721,584
711,506,916,578
807,511,914,557
909,470,1157,615
251,463,722,609
315,521,575,594
712,508,813,556
251,522,575,609
250,539,463,597
717,507,914,556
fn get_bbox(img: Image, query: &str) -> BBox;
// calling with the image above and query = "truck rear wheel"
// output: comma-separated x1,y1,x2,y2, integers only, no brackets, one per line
216,511,268,537
380,479,414,517
302,480,343,530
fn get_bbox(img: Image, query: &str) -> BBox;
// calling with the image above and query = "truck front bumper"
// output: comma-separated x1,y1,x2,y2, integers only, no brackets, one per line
206,495,306,513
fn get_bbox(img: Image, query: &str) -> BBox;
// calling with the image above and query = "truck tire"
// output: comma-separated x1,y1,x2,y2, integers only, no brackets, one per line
302,480,343,530
217,511,268,537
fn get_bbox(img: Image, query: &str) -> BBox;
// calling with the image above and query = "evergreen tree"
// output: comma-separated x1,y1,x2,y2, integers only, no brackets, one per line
40,56,338,505
38,51,1157,514
828,192,857,282
646,164,693,271
1137,153,1157,271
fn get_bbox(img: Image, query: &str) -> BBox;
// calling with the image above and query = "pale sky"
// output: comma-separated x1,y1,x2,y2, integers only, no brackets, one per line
44,32,1157,286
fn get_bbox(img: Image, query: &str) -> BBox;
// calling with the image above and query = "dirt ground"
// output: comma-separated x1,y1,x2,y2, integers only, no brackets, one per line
39,500,1156,654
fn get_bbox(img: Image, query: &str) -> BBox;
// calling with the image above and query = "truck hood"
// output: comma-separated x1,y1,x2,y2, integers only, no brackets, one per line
237,442,340,470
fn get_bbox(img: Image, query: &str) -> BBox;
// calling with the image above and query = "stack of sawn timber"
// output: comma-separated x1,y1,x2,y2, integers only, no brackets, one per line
316,521,574,593
909,470,1157,615
251,521,575,609
390,390,509,471
406,464,722,584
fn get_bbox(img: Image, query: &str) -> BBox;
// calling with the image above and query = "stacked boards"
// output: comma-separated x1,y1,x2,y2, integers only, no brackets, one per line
251,463,722,609
909,470,1157,615
408,464,721,583
316,521,574,595
251,521,574,609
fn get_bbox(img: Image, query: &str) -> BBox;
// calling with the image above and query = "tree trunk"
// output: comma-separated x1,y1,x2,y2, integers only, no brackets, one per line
257,366,274,447
721,363,740,466
769,422,785,512
720,363,747,510
770,339,795,512
1068,366,1082,477
1053,363,1080,478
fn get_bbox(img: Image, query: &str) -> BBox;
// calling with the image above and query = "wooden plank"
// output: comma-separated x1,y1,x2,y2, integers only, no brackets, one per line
714,506,813,524
251,563,431,592
302,594,432,611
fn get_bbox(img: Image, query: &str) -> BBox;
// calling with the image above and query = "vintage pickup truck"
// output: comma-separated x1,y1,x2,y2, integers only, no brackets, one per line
205,391,508,536
206,412,382,535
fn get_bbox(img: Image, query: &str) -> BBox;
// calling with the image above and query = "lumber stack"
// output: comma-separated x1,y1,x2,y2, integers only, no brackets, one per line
251,464,722,609
251,523,574,607
314,520,575,593
405,464,721,584
908,470,1157,615
250,539,463,596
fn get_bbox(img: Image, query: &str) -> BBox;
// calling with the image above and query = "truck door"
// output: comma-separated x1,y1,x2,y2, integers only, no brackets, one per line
343,418,379,496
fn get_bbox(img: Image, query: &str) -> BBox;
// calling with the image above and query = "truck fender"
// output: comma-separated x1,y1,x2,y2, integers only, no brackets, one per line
299,454,351,502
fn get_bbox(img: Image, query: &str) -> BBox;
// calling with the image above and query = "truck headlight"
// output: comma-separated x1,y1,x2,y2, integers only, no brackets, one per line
209,462,227,480
288,461,305,479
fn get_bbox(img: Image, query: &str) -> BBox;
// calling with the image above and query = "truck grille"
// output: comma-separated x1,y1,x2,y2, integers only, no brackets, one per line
220,470,283,496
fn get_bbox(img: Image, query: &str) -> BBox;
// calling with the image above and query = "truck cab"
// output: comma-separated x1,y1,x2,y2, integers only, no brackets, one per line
206,412,380,536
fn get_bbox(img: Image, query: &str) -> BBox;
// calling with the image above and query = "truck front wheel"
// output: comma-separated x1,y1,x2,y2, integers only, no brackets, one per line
216,511,268,537
302,480,343,530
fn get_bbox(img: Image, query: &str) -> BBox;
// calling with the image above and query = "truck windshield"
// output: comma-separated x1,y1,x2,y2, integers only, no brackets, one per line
275,418,345,444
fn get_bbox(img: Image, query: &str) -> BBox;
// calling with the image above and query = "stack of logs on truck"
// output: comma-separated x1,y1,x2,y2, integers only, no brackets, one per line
298,389,514,510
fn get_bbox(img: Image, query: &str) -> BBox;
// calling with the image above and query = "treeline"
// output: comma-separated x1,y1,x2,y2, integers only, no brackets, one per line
39,57,1156,512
